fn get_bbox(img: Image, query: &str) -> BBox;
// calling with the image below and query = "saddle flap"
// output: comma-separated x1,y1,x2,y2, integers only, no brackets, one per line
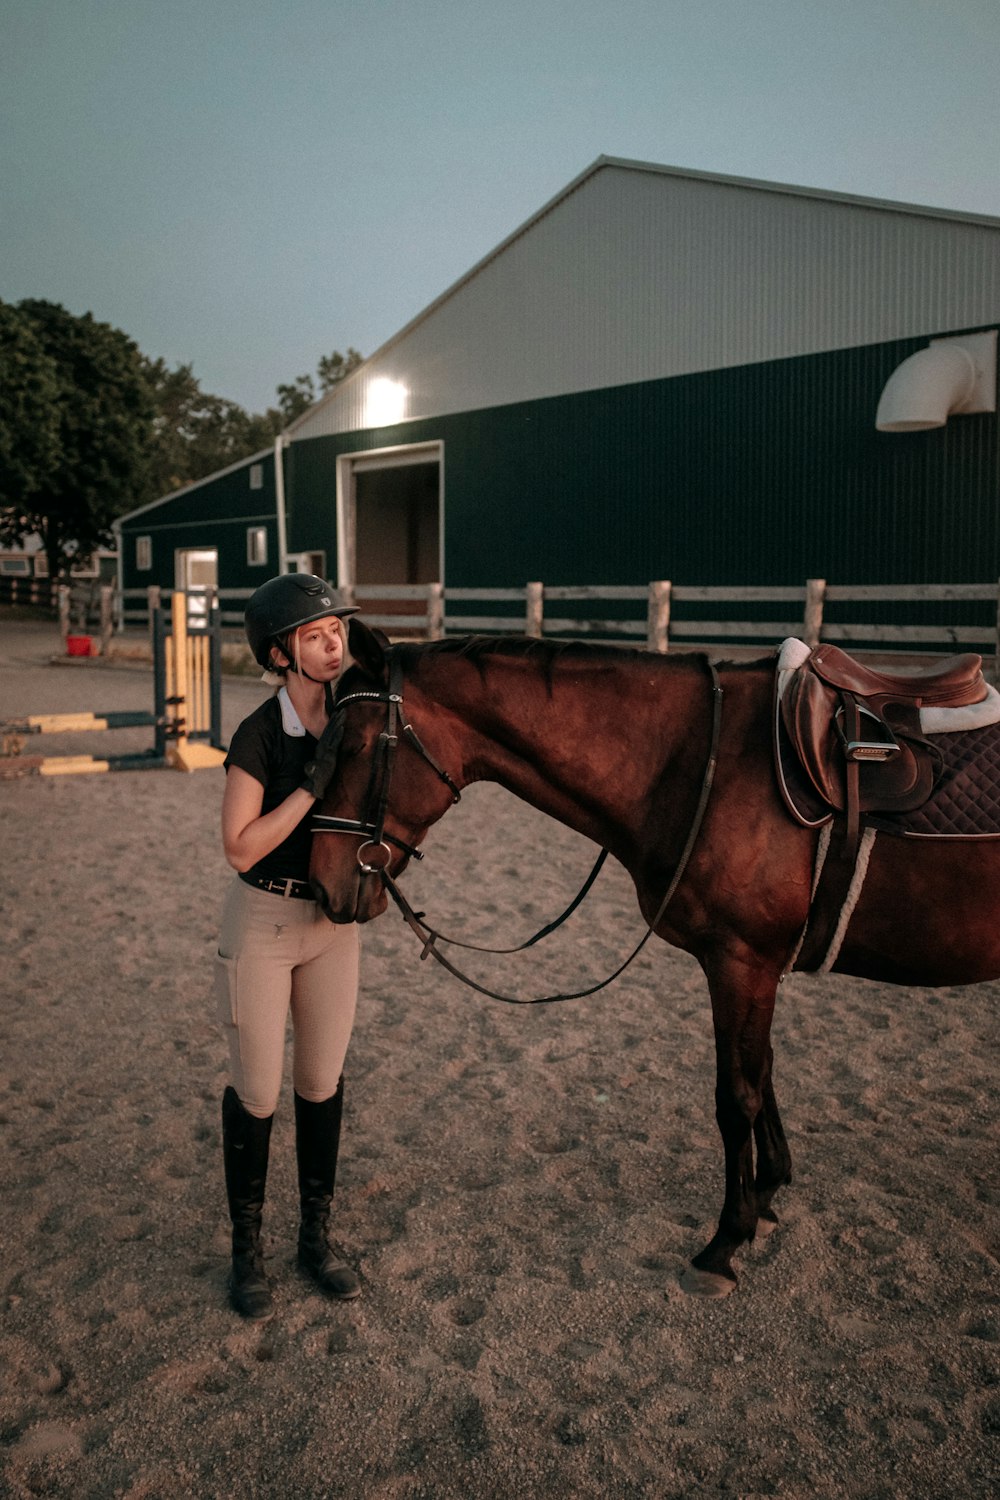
779,659,936,814
780,665,843,808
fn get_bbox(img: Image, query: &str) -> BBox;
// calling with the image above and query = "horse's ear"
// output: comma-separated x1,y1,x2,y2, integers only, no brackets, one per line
348,617,390,682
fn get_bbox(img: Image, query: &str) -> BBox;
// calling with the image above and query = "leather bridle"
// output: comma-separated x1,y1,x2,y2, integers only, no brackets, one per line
311,650,460,874
311,647,724,1005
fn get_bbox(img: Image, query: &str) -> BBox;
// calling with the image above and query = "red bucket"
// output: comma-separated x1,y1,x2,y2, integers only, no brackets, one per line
66,635,93,657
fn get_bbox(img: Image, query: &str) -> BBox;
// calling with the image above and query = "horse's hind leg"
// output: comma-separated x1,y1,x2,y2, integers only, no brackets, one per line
753,1047,792,1237
681,955,782,1298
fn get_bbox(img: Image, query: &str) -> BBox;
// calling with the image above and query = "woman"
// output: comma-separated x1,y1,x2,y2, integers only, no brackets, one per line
216,573,360,1319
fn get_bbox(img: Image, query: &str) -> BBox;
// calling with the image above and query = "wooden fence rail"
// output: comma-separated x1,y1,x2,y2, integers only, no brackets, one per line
0,576,57,609
115,579,1000,670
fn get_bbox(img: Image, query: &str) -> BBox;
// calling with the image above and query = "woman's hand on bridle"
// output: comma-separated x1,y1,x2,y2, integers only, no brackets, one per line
301,713,345,801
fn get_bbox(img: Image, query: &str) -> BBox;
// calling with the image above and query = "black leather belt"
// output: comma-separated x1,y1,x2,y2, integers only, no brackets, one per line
239,873,314,900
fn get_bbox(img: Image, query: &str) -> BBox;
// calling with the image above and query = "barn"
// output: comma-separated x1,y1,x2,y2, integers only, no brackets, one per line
117,155,1000,636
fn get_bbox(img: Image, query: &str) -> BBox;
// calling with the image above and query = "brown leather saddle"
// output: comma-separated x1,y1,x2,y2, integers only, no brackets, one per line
777,643,987,852
776,642,991,972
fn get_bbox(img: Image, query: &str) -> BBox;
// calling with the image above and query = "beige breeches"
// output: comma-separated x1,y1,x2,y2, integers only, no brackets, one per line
215,877,360,1118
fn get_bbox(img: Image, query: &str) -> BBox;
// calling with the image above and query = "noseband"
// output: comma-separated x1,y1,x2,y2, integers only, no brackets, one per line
311,649,461,873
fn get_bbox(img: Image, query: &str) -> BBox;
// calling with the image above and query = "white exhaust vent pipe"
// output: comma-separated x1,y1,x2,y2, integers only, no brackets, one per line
875,329,996,432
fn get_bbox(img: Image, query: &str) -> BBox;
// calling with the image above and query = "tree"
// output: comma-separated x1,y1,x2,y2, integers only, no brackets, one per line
1,310,366,551
142,356,282,495
0,300,155,579
318,347,363,393
0,302,63,533
145,347,364,490
275,373,316,426
275,347,364,426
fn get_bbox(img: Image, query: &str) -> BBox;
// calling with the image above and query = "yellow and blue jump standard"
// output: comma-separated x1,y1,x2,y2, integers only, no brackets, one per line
1,592,227,777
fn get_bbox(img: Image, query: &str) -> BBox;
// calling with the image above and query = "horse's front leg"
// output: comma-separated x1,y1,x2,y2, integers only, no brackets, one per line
681,952,783,1298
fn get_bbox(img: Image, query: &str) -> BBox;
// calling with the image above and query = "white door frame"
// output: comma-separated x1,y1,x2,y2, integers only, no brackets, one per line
174,547,218,622
335,441,444,590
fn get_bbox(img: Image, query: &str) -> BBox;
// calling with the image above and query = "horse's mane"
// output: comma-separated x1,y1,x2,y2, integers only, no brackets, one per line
406,633,657,689
409,635,767,675
338,632,770,699
416,634,631,665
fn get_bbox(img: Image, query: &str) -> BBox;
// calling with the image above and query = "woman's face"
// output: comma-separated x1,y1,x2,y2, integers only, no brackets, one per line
274,616,345,681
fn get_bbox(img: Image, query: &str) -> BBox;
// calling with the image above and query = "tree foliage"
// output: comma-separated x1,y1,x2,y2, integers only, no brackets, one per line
0,302,62,519
275,346,363,426
142,357,278,497
150,345,364,485
0,298,364,576
0,299,155,579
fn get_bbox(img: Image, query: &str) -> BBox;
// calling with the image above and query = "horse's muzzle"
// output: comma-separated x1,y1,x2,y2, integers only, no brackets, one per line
310,872,388,925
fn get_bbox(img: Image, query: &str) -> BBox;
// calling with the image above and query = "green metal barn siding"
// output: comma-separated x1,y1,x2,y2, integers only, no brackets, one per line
118,452,279,593
287,328,999,592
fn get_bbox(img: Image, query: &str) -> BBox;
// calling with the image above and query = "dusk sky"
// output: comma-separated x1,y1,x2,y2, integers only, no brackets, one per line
3,0,998,413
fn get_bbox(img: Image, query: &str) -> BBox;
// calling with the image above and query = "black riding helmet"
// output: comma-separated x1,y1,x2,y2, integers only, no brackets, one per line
244,573,359,670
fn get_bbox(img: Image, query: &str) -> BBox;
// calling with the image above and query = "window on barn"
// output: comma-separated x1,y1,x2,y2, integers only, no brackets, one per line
0,557,31,576
33,554,49,577
249,464,264,490
136,536,152,571
247,527,268,566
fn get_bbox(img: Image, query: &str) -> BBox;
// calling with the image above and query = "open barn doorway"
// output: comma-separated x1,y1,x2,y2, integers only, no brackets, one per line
337,443,442,626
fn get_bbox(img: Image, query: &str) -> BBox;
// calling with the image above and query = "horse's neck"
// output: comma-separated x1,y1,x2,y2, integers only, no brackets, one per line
426,652,708,853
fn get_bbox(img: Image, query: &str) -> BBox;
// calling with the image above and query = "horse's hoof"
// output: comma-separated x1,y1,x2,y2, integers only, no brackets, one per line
679,1266,737,1299
755,1211,779,1240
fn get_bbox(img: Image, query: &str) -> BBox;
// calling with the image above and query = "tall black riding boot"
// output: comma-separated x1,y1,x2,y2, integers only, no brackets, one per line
295,1079,362,1300
221,1085,274,1320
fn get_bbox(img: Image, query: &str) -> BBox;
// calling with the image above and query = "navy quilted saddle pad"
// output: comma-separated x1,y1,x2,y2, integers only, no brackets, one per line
777,720,1000,839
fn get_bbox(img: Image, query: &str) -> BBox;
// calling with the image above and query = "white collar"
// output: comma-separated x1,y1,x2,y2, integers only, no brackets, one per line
277,685,307,737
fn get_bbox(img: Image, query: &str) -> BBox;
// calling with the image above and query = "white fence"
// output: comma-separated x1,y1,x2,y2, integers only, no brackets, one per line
117,579,1000,668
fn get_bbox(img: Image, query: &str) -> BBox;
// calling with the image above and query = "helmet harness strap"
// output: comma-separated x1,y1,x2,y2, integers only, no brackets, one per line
273,625,338,714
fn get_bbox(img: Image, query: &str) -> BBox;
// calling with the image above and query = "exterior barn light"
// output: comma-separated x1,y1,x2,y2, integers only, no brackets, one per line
876,329,997,431
365,377,408,427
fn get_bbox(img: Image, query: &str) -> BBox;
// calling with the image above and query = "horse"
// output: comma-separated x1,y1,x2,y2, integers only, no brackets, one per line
308,618,1000,1297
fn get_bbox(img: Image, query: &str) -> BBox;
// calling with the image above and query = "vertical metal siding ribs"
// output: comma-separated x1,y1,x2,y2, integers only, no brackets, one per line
295,163,1000,441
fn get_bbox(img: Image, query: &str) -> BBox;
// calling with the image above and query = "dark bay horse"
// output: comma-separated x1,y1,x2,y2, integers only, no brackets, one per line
310,620,1000,1296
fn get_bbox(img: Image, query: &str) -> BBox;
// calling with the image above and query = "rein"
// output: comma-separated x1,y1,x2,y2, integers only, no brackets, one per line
313,650,724,1005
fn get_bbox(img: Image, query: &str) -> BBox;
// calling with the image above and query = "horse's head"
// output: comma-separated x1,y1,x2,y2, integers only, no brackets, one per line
309,619,464,923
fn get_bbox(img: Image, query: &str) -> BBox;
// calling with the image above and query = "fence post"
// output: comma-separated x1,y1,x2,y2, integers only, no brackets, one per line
525,581,544,638
208,595,224,749
647,580,672,653
146,584,161,642
169,591,189,763
803,578,826,648
426,582,444,640
152,602,167,759
99,586,114,656
57,585,71,644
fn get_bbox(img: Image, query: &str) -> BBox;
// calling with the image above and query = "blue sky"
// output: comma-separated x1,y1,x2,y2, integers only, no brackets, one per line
2,0,998,413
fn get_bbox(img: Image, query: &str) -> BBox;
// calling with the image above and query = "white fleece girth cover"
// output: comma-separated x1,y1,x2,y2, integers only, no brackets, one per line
783,823,878,976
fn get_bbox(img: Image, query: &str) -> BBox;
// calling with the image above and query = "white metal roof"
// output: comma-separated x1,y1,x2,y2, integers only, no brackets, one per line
291,155,1000,441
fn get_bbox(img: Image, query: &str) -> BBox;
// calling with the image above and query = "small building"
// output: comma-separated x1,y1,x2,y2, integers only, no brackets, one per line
117,156,1000,629
0,535,117,617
